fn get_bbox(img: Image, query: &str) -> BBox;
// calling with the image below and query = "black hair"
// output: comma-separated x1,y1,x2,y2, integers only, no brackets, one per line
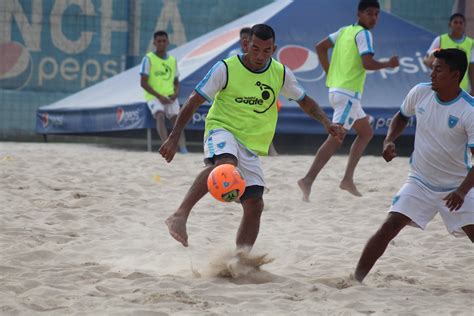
433,48,468,83
449,13,465,23
153,30,168,39
240,27,251,37
358,0,380,11
249,24,275,42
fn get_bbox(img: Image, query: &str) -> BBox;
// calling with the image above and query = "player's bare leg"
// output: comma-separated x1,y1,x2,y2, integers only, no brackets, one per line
340,116,373,197
354,212,410,282
236,197,264,248
155,112,168,143
298,134,343,202
165,166,212,247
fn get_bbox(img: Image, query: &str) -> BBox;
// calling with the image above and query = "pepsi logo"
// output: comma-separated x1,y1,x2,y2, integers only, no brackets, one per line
40,112,63,128
116,107,140,126
276,45,325,82
0,41,33,90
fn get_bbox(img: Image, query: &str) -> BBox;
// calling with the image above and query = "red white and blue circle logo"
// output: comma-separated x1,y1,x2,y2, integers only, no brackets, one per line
116,107,125,124
277,45,325,82
0,41,33,90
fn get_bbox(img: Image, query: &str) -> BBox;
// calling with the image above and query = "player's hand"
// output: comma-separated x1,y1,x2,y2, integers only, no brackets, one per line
327,123,345,143
159,134,180,163
388,56,399,68
382,140,396,162
169,93,178,101
158,95,171,105
443,190,466,212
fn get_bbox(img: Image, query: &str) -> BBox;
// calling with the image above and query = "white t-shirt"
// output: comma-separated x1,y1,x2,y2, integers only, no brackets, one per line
139,54,180,78
400,83,474,190
328,26,375,99
195,57,306,103
426,35,474,63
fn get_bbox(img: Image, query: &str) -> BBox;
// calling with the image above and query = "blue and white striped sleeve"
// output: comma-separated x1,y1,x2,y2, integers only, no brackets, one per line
194,61,227,103
466,110,474,147
281,67,306,101
355,29,374,56
139,56,150,76
175,59,180,79
328,28,341,45
426,36,440,56
400,85,421,117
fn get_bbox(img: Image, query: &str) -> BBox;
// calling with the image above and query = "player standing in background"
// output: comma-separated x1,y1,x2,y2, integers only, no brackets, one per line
140,30,188,153
298,0,399,201
423,13,474,95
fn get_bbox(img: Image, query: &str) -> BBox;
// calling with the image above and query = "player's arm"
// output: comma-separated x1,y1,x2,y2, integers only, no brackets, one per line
315,37,333,74
423,53,435,69
170,77,180,100
160,61,225,162
444,151,474,211
382,112,409,162
297,95,344,142
170,59,180,100
423,37,440,69
361,54,399,70
469,63,474,95
159,91,206,162
140,74,170,104
356,30,399,70
140,74,157,97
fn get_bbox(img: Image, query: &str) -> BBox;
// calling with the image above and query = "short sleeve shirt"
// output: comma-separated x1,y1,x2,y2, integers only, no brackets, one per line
400,83,474,190
195,58,306,103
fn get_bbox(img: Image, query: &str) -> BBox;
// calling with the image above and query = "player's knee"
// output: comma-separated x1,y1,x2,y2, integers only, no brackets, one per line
328,133,345,146
378,218,404,240
357,125,373,141
214,154,238,166
241,186,264,202
155,111,166,121
241,186,264,216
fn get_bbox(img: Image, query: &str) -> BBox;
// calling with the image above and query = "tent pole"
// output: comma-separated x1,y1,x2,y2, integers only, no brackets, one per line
147,128,152,152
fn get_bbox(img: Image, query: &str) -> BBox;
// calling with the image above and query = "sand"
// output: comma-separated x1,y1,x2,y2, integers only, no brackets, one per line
0,142,473,315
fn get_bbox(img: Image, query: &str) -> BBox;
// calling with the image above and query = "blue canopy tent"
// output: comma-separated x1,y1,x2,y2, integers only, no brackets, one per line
37,0,434,150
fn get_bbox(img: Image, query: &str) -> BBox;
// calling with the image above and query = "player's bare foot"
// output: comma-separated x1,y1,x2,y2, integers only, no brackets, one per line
165,214,189,247
339,180,362,197
297,178,311,202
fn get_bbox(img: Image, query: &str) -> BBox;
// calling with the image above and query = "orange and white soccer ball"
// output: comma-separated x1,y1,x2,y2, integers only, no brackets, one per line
207,164,246,202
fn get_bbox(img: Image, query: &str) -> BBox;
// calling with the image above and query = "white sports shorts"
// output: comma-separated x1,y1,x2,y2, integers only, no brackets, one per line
204,129,265,187
389,178,474,237
147,97,180,118
329,92,366,130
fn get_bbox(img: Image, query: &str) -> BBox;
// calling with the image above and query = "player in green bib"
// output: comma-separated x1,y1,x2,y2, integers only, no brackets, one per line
298,0,399,201
159,24,344,249
423,13,474,94
140,30,187,153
